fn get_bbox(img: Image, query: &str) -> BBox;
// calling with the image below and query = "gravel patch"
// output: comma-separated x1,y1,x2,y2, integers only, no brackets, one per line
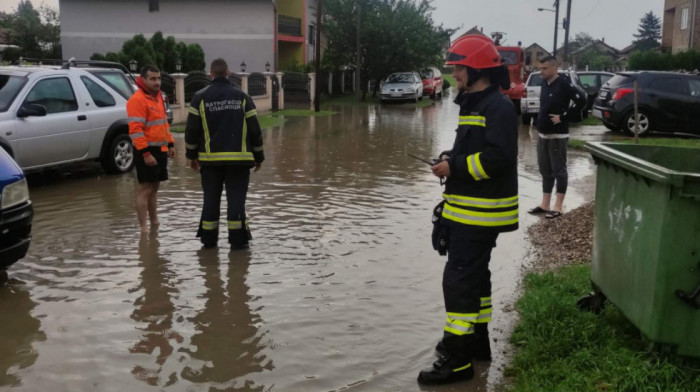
526,202,594,271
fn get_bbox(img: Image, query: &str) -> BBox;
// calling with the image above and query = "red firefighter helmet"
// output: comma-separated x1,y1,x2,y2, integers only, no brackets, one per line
445,35,502,69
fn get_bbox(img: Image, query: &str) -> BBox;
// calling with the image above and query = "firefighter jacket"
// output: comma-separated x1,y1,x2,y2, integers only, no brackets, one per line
127,78,174,156
184,77,264,167
442,85,519,233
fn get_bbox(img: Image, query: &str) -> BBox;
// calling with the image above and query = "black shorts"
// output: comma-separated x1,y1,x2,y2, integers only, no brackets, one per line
134,147,169,184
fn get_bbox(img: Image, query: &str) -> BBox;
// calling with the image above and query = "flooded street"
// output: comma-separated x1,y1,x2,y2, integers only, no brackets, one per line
1,94,601,391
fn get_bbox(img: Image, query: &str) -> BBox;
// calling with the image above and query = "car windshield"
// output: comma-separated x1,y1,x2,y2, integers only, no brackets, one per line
387,73,414,83
0,75,28,112
420,70,433,79
527,73,543,86
498,50,519,65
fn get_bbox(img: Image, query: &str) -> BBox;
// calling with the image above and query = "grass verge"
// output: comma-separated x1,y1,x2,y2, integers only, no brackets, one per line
169,114,285,133
506,264,700,392
442,74,457,88
568,136,700,150
581,116,603,126
270,109,337,117
619,137,700,149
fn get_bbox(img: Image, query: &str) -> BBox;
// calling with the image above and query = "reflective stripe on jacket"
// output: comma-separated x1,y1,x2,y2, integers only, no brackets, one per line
442,85,519,232
184,77,264,167
126,88,173,153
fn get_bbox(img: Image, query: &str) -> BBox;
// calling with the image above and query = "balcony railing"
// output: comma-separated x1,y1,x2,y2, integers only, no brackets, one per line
278,15,302,37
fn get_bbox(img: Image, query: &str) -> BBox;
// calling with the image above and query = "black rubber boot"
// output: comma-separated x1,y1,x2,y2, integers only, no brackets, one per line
418,351,474,385
419,336,474,385
436,324,491,361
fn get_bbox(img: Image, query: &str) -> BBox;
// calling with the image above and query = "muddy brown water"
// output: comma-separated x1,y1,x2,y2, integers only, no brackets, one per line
1,93,603,391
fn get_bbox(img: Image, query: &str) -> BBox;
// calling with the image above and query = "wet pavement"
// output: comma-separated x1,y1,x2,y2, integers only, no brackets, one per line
1,92,605,391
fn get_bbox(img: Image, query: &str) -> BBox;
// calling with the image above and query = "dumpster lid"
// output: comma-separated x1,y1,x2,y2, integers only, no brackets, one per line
585,142,700,191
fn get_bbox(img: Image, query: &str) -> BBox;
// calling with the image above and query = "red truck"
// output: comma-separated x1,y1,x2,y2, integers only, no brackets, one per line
497,46,527,114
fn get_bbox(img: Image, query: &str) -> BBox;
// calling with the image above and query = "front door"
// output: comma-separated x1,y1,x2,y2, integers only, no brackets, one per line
11,76,91,169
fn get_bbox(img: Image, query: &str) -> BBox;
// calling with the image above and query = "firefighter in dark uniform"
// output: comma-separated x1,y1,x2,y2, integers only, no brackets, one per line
185,58,264,249
418,35,519,385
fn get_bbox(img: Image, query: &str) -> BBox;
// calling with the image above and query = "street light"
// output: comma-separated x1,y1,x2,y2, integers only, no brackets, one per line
538,0,560,58
175,59,182,72
129,59,137,72
240,61,246,73
265,61,271,72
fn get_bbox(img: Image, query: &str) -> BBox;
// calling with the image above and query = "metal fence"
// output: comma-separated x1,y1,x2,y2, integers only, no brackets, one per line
160,72,176,103
184,71,212,103
283,72,310,103
248,72,267,96
228,73,242,88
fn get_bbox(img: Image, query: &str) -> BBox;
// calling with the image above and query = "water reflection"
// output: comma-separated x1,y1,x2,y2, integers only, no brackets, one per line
0,279,46,387
181,250,271,391
130,233,182,387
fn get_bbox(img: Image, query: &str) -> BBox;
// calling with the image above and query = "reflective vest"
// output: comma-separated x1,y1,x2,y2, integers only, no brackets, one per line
442,85,519,232
184,77,264,167
126,89,173,153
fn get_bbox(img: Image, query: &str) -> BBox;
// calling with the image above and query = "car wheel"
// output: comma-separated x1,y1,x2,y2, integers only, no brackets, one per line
521,114,531,125
101,133,135,174
623,111,651,135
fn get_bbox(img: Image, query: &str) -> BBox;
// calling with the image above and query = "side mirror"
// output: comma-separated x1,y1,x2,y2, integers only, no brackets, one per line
17,103,47,118
583,83,590,89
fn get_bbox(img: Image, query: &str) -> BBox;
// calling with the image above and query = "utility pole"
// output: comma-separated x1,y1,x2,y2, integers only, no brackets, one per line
563,0,572,66
553,0,559,57
314,0,322,112
355,1,362,100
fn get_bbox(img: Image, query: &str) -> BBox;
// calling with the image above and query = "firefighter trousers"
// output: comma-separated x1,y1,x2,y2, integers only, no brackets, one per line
441,225,498,356
197,165,252,247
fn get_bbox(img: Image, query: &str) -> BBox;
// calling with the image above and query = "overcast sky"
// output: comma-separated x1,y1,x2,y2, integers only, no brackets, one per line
1,0,665,51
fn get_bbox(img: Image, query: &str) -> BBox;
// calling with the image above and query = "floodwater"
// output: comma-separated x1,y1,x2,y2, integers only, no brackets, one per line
1,92,603,392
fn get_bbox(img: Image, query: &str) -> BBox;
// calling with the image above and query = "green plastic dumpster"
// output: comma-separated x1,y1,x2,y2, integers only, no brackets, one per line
581,142,700,358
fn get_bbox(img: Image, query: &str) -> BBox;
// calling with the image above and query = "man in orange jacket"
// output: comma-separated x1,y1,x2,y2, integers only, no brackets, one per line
127,65,175,234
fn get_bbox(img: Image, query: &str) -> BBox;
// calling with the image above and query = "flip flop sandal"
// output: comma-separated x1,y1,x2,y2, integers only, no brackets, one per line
528,206,549,214
545,211,562,219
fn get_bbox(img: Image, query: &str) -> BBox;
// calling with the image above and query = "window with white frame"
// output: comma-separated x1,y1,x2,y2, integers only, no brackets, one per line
681,7,689,30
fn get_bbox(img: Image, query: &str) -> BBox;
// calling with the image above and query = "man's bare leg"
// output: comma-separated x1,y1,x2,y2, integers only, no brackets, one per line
540,193,552,211
136,183,155,234
148,182,160,227
552,193,565,213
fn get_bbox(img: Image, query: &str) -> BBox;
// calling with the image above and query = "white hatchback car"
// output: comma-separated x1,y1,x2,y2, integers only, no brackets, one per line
0,62,137,174
380,72,424,103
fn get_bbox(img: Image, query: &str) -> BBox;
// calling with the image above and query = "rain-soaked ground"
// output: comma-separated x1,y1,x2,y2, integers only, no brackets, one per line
1,92,609,391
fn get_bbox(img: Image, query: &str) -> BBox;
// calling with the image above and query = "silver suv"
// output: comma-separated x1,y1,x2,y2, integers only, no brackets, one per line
0,62,138,174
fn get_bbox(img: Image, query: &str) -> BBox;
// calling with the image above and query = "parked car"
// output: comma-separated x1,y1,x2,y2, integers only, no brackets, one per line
520,70,588,125
420,67,443,99
577,71,614,111
593,71,700,135
380,72,424,103
0,62,136,174
0,147,32,271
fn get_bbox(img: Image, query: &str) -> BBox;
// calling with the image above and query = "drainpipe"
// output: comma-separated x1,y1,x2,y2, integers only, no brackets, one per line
691,0,698,49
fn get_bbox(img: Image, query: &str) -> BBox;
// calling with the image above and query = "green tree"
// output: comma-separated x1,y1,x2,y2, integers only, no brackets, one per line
568,32,595,54
633,11,661,51
324,0,453,97
182,43,206,72
0,1,61,60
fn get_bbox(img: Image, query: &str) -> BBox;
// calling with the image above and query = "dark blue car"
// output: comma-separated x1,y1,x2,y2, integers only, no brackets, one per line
0,148,32,271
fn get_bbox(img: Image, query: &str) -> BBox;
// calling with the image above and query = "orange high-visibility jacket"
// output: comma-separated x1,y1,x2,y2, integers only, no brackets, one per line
126,89,174,155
